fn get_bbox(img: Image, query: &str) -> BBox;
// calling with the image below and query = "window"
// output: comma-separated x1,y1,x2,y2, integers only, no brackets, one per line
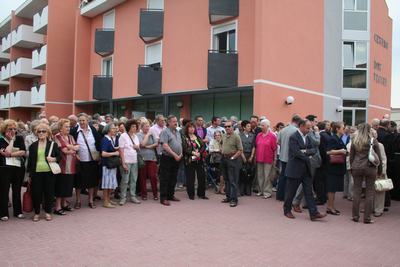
343,100,367,126
145,42,162,67
343,41,367,88
212,22,236,53
103,10,115,29
147,0,164,9
102,58,112,76
344,0,368,31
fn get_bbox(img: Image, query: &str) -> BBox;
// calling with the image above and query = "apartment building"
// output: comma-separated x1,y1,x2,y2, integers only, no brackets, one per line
0,0,393,125
0,0,77,122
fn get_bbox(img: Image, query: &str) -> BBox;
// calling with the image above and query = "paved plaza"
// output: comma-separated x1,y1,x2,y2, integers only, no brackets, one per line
1,189,400,267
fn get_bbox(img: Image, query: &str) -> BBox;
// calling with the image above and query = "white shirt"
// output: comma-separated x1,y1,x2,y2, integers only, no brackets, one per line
150,124,165,155
297,129,307,145
206,126,225,141
77,126,97,162
119,132,139,164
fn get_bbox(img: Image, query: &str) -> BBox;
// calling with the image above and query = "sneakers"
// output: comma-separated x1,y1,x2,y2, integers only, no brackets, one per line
131,197,141,204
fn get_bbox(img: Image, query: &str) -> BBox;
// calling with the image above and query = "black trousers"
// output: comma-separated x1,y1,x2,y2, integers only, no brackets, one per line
239,162,254,196
0,166,24,218
221,157,242,202
284,176,318,216
159,155,180,201
185,161,206,198
314,166,327,203
31,172,55,214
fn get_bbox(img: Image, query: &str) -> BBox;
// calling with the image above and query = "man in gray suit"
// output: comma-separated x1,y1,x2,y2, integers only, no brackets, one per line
292,115,321,212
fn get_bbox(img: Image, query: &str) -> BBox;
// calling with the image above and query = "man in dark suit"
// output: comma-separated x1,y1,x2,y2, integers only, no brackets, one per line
314,121,331,205
283,119,326,221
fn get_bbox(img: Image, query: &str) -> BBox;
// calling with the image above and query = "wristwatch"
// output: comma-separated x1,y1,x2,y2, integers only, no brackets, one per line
230,157,234,160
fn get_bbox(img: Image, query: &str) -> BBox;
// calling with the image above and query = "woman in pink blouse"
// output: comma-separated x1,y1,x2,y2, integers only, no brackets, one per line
54,119,79,215
255,119,277,199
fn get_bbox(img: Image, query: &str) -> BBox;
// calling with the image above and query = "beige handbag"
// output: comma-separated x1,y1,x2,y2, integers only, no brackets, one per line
48,141,61,175
375,178,393,192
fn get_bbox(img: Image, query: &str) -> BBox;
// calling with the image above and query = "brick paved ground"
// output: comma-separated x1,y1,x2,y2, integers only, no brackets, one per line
1,188,400,267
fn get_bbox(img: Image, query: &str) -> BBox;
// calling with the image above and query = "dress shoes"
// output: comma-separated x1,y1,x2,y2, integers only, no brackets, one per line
310,212,327,221
221,198,230,203
199,196,209,200
284,212,295,219
229,201,237,207
168,197,180,202
292,205,302,213
161,200,170,206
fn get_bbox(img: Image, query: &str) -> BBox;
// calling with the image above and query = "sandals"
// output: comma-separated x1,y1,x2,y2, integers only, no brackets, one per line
74,202,81,209
32,215,40,222
1,216,9,222
327,209,341,216
62,205,73,212
88,202,97,209
45,213,53,221
54,209,67,216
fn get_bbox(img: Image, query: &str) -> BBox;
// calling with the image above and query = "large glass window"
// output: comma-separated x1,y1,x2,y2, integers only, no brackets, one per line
343,100,367,126
145,42,162,66
102,58,112,76
344,0,368,31
343,41,367,89
212,22,236,53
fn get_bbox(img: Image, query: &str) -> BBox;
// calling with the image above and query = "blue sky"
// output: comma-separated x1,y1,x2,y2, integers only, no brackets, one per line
0,0,399,108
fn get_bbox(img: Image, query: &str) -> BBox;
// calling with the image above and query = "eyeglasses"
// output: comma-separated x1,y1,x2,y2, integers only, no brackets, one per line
224,125,232,128
37,130,47,134
7,128,17,131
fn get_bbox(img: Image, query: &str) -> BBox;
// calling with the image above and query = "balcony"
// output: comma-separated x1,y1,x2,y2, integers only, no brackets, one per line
11,25,44,49
1,33,12,53
9,91,33,108
0,94,10,109
0,45,10,62
33,6,48,34
93,75,112,100
138,65,162,95
10,58,43,78
32,45,47,69
139,9,164,42
0,70,9,86
95,29,114,57
209,0,239,23
31,84,46,105
80,0,127,18
207,50,238,89
1,64,11,81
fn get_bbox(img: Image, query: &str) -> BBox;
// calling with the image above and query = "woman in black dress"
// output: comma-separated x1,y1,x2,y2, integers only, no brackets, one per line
326,121,347,215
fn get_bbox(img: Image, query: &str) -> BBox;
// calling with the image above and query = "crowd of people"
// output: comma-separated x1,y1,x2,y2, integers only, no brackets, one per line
0,112,399,223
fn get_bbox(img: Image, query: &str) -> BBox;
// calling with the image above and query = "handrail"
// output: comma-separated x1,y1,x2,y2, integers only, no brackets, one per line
208,49,238,54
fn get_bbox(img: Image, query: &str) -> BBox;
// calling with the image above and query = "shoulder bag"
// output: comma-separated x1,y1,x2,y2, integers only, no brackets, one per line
375,178,393,192
48,141,61,174
80,130,100,161
368,138,380,167
329,154,345,164
105,137,121,169
128,134,145,168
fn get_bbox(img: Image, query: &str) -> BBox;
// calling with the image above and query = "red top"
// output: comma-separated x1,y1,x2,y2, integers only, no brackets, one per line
255,131,277,164
55,133,77,174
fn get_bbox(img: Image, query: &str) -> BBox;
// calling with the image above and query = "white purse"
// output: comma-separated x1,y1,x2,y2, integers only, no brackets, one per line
368,138,380,167
48,141,61,175
375,178,394,192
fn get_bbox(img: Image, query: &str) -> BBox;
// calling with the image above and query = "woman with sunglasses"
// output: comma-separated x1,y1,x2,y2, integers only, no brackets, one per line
27,123,60,222
0,120,26,221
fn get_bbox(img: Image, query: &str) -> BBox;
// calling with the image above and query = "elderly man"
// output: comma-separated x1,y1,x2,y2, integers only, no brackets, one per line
150,114,166,157
159,115,183,206
68,115,79,133
284,119,326,221
221,120,243,207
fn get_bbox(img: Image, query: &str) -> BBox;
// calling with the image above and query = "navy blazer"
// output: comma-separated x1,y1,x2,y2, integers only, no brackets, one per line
285,131,317,179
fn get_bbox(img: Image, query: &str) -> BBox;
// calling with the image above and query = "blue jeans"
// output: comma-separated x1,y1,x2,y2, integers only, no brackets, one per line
276,161,287,201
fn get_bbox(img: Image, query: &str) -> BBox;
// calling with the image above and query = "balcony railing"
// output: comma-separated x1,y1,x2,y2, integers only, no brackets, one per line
207,50,238,89
11,24,44,49
0,69,9,86
80,0,127,18
0,64,11,81
32,45,47,70
0,45,10,61
0,94,10,109
139,9,164,42
1,33,12,53
9,91,33,108
10,58,43,78
33,6,48,34
31,84,46,105
138,64,162,95
95,29,114,57
93,75,113,100
209,0,239,23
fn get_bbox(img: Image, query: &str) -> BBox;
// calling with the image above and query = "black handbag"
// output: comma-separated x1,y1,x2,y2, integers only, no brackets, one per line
106,156,121,169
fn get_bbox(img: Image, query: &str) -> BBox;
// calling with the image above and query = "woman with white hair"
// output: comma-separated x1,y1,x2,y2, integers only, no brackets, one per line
254,119,277,199
350,123,382,223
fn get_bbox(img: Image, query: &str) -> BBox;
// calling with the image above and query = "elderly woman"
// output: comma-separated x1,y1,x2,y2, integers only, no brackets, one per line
254,119,277,199
137,120,158,200
0,120,27,221
326,121,347,215
209,130,224,194
54,119,79,215
182,122,208,200
101,123,120,208
350,123,382,223
118,119,141,205
239,120,256,196
27,123,60,222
